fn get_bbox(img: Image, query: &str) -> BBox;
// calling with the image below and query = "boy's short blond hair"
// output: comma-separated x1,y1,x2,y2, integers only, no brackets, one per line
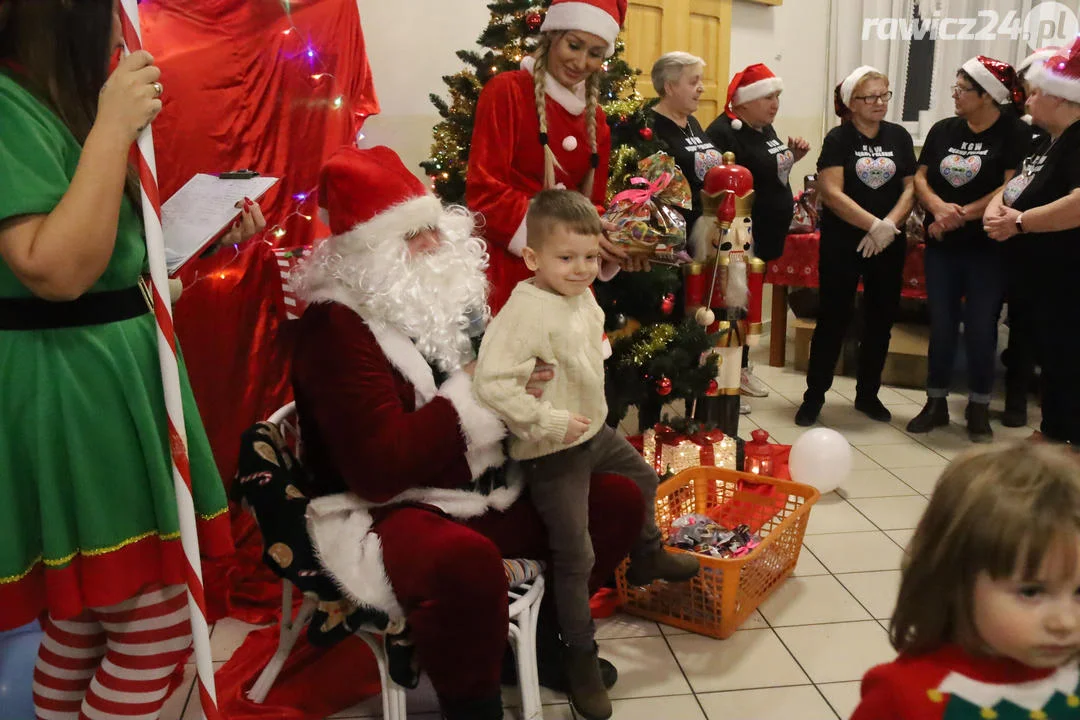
891,442,1080,656
525,189,604,250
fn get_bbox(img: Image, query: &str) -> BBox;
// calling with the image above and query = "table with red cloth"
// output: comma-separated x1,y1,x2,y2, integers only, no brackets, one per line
764,231,927,367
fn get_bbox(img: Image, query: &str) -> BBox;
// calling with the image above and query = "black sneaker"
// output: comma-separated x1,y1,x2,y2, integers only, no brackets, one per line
795,397,823,427
855,396,892,422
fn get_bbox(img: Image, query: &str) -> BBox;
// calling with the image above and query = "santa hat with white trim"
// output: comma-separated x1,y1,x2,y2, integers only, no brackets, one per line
1018,46,1060,77
725,63,784,130
540,0,628,58
962,55,1021,105
317,145,443,245
1027,36,1080,104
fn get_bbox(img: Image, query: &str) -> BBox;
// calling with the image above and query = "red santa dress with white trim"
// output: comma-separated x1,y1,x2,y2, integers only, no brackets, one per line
466,65,612,314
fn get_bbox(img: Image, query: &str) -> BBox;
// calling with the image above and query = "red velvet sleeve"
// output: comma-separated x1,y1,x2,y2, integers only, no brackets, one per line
293,304,474,503
591,105,612,208
465,73,534,252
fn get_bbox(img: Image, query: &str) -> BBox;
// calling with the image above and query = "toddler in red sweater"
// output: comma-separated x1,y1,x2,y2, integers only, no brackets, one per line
852,442,1080,720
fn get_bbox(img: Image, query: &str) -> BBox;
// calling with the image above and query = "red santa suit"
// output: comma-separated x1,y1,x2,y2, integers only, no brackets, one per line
466,63,612,313
290,145,643,714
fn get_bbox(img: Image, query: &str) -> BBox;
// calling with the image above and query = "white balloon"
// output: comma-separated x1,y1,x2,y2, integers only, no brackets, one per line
788,428,852,495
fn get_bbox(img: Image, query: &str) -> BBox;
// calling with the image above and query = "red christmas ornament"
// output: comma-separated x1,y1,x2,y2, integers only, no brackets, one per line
656,376,672,396
706,379,719,396
660,293,675,315
639,127,654,141
525,11,543,32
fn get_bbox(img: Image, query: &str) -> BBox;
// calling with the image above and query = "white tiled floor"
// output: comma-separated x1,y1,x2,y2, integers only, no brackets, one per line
168,331,1042,719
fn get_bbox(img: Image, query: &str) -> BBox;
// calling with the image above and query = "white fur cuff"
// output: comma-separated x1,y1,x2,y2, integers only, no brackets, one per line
439,370,507,479
508,213,528,257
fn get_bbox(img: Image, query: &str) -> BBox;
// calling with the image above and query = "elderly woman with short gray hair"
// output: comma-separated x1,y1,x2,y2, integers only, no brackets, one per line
648,51,724,231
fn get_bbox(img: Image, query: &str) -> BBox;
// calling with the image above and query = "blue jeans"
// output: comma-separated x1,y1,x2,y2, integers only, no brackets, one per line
923,243,1005,403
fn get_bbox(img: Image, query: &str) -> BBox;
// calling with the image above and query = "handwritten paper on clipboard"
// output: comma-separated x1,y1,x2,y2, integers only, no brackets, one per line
161,173,279,275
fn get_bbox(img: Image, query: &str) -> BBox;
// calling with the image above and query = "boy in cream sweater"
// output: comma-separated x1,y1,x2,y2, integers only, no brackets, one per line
474,189,699,720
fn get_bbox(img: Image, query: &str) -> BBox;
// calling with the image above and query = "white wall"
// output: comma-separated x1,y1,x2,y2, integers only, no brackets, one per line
356,0,835,188
356,0,492,183
729,0,832,192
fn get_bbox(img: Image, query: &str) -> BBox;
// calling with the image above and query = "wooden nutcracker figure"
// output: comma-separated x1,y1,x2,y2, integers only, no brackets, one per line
684,152,763,436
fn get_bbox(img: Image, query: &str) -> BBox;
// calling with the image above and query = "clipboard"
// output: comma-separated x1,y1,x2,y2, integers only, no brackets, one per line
161,172,279,275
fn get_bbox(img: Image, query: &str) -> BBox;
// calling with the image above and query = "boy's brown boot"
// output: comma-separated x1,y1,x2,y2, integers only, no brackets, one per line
563,643,613,720
625,544,700,586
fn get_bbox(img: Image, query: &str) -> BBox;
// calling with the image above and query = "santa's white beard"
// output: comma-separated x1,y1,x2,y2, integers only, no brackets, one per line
725,252,749,309
293,206,490,373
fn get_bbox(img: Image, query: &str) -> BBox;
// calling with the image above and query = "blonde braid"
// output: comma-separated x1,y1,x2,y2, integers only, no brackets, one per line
580,72,601,198
532,36,559,190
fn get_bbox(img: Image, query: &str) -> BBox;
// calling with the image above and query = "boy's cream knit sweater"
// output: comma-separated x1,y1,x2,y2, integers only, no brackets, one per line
473,280,607,461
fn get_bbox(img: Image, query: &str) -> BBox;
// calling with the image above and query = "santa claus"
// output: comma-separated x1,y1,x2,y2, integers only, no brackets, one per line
289,145,642,719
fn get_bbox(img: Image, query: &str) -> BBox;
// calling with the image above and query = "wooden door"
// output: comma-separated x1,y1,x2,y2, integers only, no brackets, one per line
623,0,731,124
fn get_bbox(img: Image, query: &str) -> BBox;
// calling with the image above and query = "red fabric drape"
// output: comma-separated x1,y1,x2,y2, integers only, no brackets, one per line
143,0,379,488
138,4,380,708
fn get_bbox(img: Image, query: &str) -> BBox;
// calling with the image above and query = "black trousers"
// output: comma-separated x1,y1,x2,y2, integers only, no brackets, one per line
1034,289,1080,444
1004,258,1038,402
804,234,906,402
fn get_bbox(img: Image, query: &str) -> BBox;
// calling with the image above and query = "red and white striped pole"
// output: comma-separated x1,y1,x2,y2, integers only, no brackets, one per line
116,2,221,719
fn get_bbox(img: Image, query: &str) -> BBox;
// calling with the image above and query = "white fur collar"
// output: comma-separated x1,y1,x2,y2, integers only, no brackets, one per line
521,55,587,116
305,287,438,406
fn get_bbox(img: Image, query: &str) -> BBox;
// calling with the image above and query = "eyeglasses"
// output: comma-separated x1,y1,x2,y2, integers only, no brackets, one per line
951,84,977,95
852,91,893,104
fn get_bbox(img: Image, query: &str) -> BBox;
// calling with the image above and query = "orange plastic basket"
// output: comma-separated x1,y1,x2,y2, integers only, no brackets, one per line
616,465,820,639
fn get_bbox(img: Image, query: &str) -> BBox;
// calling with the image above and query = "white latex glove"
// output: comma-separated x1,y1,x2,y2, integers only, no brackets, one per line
868,218,900,250
856,234,882,258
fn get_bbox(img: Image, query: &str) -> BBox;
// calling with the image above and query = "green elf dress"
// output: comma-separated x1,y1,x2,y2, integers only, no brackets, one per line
852,645,1080,719
0,68,232,630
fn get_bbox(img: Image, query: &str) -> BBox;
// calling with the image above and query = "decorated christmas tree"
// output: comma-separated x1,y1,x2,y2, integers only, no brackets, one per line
423,0,715,432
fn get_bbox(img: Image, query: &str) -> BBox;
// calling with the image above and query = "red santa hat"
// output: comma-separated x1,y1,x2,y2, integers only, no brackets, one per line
317,145,442,242
540,0,628,58
725,63,783,130
1027,36,1080,104
962,55,1020,105
1018,46,1060,77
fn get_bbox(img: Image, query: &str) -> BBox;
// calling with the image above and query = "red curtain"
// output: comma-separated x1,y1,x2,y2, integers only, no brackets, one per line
139,5,381,711
143,0,379,488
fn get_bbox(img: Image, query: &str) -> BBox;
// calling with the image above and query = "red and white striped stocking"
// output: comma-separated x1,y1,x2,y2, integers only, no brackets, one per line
33,585,193,720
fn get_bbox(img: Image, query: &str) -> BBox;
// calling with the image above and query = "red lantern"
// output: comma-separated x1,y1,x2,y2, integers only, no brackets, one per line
743,429,777,476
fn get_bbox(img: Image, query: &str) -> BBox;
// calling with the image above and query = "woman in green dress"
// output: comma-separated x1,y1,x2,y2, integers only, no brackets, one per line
0,1,235,715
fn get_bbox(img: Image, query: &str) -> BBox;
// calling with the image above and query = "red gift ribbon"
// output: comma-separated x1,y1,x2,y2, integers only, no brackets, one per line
690,429,725,466
611,172,674,207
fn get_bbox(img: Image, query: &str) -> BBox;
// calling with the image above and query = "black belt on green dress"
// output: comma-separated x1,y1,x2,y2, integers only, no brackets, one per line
0,286,150,330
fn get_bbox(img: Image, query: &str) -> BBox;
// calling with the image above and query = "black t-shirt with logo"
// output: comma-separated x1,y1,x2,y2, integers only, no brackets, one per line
1002,118,1080,299
918,113,1031,249
816,120,917,246
650,111,724,232
705,114,795,261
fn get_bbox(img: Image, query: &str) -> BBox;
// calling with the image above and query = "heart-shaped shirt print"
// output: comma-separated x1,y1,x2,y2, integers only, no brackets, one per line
855,156,896,190
939,154,982,188
695,148,724,181
1003,173,1032,206
776,149,795,186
